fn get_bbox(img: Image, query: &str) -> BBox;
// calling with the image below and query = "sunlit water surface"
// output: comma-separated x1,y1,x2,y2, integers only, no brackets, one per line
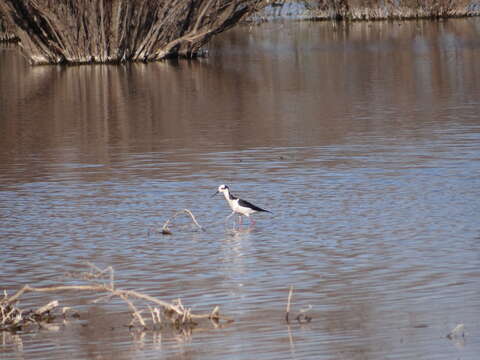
1,19,480,360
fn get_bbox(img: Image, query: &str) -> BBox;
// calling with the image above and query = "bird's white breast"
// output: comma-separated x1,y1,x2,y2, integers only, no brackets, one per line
230,199,240,212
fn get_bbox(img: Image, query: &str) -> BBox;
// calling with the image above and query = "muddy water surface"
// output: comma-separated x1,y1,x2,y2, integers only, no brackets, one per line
1,19,480,360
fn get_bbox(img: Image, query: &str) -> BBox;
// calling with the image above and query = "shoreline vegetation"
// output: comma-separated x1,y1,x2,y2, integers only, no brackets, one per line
0,0,479,64
254,0,480,22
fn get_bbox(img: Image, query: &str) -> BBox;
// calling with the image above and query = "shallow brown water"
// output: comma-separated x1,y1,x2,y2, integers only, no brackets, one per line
1,18,480,360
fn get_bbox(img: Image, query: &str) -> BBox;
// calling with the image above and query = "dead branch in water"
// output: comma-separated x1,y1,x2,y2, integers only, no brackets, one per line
156,208,242,235
161,209,204,235
1,264,232,333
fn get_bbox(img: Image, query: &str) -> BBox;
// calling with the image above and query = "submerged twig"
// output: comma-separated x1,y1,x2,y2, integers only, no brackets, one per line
285,285,312,324
285,285,293,323
447,324,466,339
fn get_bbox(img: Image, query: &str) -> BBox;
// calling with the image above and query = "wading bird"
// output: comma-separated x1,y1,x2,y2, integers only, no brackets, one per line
212,184,271,225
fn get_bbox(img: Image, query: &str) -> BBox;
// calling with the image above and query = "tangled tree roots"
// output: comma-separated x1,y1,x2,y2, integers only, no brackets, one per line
1,263,232,333
0,0,264,64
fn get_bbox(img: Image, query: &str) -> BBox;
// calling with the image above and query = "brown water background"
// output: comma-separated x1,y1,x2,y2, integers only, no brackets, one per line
1,18,480,360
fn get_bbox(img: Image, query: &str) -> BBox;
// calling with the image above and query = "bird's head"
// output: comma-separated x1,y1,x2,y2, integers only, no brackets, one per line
212,184,229,197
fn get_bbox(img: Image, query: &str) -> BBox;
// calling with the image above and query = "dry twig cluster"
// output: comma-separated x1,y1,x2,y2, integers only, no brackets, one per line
1,263,232,333
1,294,64,332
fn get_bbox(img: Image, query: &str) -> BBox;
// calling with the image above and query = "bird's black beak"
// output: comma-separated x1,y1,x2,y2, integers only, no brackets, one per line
211,190,219,198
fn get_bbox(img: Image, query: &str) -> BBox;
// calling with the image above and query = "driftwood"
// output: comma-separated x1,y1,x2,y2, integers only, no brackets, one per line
0,0,264,64
1,263,232,333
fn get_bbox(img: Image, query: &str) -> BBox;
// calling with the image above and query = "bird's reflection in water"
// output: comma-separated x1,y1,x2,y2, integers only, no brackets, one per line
219,226,254,303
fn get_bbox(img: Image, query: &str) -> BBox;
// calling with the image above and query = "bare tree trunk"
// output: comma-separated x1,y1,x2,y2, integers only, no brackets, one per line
0,0,263,64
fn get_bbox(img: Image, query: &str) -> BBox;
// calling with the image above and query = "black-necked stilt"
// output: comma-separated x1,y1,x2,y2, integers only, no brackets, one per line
212,184,271,225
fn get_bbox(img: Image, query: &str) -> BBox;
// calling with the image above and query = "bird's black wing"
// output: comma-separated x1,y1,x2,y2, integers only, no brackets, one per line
238,198,271,213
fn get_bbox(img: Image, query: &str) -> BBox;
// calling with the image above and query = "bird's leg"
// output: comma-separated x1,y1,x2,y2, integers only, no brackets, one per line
234,213,240,230
239,216,243,225
225,211,235,225
250,217,256,226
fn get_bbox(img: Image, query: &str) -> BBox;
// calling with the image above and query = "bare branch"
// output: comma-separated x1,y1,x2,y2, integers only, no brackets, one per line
34,300,59,316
